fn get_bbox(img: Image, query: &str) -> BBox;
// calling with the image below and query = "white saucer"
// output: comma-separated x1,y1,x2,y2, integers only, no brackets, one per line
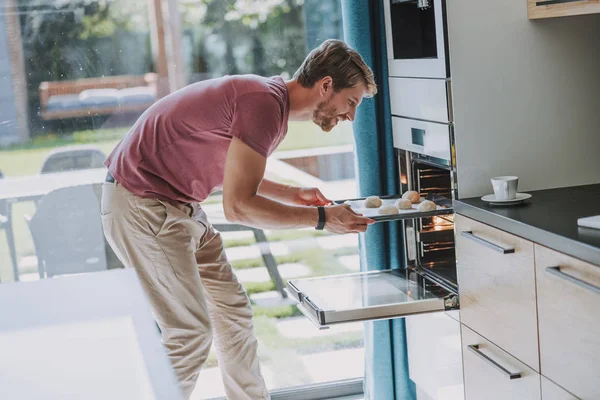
481,193,532,205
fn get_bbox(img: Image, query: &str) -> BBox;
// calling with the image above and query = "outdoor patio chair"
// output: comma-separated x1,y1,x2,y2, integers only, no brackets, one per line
25,183,122,278
40,145,107,174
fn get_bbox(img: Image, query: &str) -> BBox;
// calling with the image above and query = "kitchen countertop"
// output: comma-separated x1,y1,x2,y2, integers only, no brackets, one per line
454,184,600,266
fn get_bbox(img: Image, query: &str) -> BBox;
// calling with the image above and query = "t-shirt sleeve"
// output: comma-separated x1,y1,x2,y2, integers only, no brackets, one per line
229,92,283,158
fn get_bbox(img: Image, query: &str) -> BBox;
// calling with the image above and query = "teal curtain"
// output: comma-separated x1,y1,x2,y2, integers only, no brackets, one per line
341,1,416,399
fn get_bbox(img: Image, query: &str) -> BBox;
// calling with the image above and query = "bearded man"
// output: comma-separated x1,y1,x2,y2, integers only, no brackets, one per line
101,39,377,399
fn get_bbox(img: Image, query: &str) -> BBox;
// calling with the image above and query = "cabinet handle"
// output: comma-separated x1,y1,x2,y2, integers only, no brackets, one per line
460,231,515,254
546,266,600,295
467,344,522,380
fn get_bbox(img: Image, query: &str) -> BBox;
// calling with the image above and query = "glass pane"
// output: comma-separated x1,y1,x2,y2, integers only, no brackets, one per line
0,0,363,398
0,0,465,393
293,270,440,311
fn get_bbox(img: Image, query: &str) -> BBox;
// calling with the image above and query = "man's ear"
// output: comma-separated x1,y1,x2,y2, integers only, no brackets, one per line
319,76,333,96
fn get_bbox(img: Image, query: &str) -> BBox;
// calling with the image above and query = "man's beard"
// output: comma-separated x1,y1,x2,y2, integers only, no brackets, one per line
312,100,339,132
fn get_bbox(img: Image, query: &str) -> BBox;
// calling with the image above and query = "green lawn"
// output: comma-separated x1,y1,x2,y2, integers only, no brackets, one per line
0,140,121,177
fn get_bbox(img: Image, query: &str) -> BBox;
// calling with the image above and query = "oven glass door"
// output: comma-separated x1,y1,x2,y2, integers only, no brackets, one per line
287,269,458,329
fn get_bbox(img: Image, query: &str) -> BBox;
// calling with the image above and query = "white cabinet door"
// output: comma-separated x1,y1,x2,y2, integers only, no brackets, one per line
540,376,578,400
407,313,464,400
461,325,540,400
455,214,539,371
535,245,600,399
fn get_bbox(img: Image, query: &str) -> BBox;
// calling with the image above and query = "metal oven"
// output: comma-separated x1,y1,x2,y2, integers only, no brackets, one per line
285,140,460,331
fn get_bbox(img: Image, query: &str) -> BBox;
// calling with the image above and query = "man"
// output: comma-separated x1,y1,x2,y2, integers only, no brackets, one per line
101,39,377,399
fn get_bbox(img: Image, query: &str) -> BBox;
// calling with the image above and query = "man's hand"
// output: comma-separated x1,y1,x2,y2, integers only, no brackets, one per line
292,187,332,206
324,204,375,234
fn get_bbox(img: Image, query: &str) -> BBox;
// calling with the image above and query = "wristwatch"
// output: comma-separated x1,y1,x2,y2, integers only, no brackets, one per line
315,206,326,230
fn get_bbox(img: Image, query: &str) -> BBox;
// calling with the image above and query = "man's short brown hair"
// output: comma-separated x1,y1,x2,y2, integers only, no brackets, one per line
293,39,377,97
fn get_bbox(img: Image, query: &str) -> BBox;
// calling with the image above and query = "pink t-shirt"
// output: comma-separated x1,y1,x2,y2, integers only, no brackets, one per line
105,75,289,203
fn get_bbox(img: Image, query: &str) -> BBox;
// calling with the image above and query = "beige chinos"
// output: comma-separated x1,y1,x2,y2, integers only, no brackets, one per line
101,181,269,399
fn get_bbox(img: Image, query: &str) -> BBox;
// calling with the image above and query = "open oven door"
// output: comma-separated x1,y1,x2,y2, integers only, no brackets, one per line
287,269,458,329
289,195,458,329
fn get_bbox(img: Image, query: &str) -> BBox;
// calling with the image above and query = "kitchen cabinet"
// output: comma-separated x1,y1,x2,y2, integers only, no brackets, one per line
540,377,578,400
455,214,539,371
406,313,464,400
528,0,600,19
535,244,600,399
461,325,541,400
455,212,599,400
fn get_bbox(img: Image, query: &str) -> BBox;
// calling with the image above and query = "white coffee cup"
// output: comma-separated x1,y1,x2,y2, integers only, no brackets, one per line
491,176,519,200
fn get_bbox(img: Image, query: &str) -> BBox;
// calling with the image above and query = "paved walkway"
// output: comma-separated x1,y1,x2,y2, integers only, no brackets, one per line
224,234,358,263
191,347,364,400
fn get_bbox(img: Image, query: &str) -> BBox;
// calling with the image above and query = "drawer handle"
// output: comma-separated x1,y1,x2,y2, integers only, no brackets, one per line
546,266,600,295
467,344,522,380
460,231,515,254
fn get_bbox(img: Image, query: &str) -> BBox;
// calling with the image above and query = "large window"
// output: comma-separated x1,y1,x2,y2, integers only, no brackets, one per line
0,1,363,398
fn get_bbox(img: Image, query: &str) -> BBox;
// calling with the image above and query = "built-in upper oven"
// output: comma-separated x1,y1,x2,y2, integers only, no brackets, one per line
383,0,449,79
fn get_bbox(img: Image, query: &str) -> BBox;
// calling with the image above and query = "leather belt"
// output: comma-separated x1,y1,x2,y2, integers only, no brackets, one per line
106,172,116,183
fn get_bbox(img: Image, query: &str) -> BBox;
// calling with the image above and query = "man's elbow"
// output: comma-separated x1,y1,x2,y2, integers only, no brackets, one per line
223,203,245,224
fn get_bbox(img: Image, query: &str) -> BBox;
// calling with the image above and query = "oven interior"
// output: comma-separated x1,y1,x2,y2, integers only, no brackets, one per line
399,150,457,292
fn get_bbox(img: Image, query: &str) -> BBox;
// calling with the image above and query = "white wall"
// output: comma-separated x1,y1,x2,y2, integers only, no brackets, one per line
446,1,600,199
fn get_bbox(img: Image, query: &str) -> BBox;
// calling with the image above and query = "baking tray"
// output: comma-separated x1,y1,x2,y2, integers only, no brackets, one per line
333,194,453,222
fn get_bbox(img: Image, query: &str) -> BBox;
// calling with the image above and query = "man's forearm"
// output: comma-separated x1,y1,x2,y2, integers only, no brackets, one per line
225,193,319,229
257,179,298,203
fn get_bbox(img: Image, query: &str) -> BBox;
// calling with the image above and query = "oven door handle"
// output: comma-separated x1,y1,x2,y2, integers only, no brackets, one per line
460,231,515,254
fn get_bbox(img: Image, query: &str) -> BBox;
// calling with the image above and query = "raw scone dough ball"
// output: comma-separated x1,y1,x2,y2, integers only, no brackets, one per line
378,205,399,215
394,198,413,210
417,200,436,212
402,191,421,204
365,196,382,208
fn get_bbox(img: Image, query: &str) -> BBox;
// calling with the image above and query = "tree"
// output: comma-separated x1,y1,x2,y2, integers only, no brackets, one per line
181,0,311,80
17,0,151,133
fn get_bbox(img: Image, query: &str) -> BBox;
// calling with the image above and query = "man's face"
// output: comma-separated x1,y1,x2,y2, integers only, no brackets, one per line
312,84,367,132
